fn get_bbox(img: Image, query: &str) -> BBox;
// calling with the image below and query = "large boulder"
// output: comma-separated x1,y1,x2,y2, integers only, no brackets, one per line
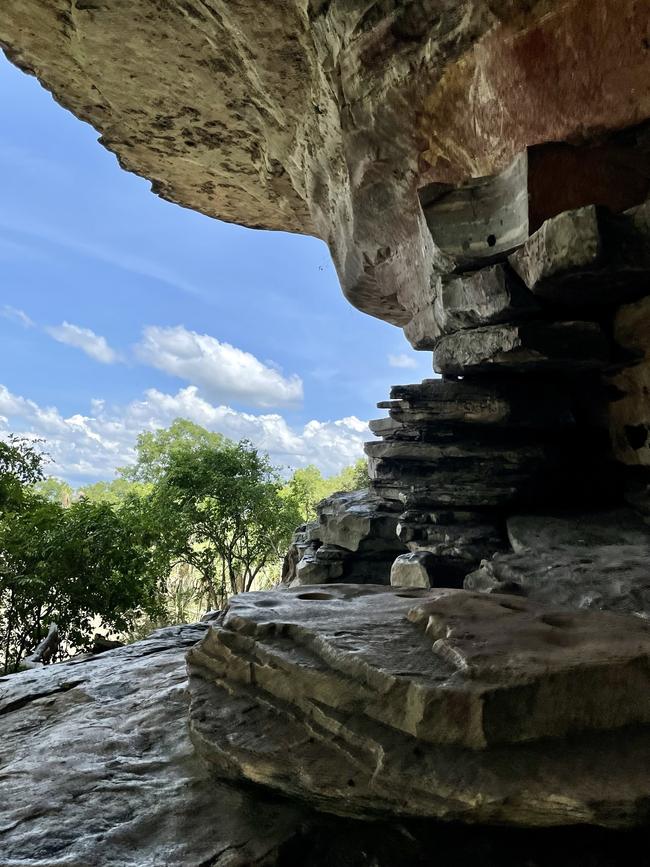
188,585,650,828
0,624,305,866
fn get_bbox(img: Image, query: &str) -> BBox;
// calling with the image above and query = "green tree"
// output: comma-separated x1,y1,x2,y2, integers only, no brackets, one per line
284,464,330,521
33,477,74,506
78,477,151,504
149,439,301,608
121,418,227,484
0,437,165,673
285,458,371,522
0,435,47,510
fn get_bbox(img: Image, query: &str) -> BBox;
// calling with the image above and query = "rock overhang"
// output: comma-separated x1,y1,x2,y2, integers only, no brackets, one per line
1,0,648,328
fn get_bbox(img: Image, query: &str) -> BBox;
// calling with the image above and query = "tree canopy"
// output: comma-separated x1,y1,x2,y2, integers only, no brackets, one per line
0,420,371,671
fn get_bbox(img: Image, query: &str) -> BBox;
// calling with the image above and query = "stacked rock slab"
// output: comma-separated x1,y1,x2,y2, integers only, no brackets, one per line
282,489,407,587
188,585,650,828
362,202,650,588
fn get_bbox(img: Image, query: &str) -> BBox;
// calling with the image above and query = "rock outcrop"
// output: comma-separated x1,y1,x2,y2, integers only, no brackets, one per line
283,489,406,587
2,0,650,858
3,621,650,864
188,584,650,827
1,1,648,327
466,510,650,617
0,624,308,866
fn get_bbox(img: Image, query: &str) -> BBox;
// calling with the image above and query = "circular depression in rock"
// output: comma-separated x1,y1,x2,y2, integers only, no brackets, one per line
296,592,336,601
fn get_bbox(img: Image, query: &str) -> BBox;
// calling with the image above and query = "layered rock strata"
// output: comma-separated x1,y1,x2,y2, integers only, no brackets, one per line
2,621,649,864
286,201,650,589
282,490,406,586
188,584,650,827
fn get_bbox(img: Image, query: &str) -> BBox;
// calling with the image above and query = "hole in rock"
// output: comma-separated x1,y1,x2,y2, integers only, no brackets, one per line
625,424,649,451
395,591,428,598
486,233,497,247
296,592,335,601
254,600,277,608
540,613,576,629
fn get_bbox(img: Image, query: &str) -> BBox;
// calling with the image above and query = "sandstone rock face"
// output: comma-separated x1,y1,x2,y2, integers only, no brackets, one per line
1,1,648,327
282,490,406,587
433,321,611,376
316,489,401,553
405,264,539,350
389,551,435,588
0,625,305,866
509,203,650,306
397,509,505,586
189,584,650,827
466,510,650,618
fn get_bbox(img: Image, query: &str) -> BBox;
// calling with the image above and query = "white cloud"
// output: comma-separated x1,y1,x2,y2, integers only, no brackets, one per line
0,383,369,484
388,352,418,369
46,321,120,364
1,305,34,328
137,324,303,408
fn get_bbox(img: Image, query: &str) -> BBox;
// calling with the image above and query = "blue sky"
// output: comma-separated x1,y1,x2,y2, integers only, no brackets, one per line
0,53,431,484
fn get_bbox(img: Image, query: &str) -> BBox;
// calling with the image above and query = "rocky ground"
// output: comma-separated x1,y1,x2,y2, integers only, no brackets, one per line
2,609,650,866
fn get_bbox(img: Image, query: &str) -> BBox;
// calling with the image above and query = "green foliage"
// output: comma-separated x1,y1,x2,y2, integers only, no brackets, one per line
148,439,302,608
0,435,47,510
0,422,371,669
77,477,151,504
285,458,371,522
0,438,166,673
33,477,74,506
121,418,228,484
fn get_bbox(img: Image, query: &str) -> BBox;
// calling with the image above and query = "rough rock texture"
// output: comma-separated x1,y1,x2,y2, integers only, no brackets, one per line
0,625,306,866
390,550,436,588
282,490,406,587
466,510,650,618
432,321,611,376
506,509,650,552
189,585,650,827
509,203,650,306
1,1,648,328
609,295,650,467
315,489,401,552
405,264,539,350
3,633,650,865
397,509,505,585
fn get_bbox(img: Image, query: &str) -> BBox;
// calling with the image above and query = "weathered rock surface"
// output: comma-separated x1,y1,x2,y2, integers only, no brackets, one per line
366,436,616,510
405,264,539,350
466,511,650,618
421,152,529,266
397,509,505,584
316,489,401,553
609,295,650,467
0,625,306,866
282,490,407,588
509,203,650,306
506,509,650,553
1,1,648,329
189,585,650,827
378,376,578,434
433,321,611,376
389,551,436,588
